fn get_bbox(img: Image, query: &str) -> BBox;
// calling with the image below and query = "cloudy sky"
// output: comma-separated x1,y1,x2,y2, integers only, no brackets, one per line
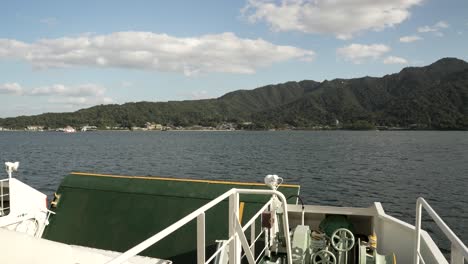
0,0,467,117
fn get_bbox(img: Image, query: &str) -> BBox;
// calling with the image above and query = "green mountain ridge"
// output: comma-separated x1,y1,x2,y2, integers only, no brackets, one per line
1,57,468,130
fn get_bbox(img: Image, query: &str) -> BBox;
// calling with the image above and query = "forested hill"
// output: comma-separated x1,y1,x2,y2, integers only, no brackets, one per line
1,57,468,130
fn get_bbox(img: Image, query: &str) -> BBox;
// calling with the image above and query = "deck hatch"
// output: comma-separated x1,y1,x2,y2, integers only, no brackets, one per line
43,172,300,262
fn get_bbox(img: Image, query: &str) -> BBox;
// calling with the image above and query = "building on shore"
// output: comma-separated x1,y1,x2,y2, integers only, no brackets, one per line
25,125,44,131
145,122,163,131
81,125,98,132
56,126,76,133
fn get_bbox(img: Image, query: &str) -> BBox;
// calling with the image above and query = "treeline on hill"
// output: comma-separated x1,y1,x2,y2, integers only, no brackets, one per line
1,58,468,130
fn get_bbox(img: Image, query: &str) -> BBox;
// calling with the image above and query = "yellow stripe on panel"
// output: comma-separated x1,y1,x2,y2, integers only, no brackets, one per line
70,172,300,188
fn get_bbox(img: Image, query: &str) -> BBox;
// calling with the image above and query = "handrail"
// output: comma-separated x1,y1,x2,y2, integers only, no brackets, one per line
414,197,468,264
106,188,293,264
0,179,9,216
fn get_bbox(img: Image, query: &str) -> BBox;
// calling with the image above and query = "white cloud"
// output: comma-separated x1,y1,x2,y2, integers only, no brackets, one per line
242,0,423,39
435,21,449,28
399,35,422,43
30,83,105,97
121,81,133,88
417,26,434,33
0,82,24,95
417,20,449,33
0,31,315,76
2,103,77,118
337,44,390,64
383,56,408,64
39,17,58,26
0,82,112,107
48,96,114,106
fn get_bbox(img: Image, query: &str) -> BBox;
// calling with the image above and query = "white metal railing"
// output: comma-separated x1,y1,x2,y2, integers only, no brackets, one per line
414,197,468,264
106,188,293,264
0,179,10,216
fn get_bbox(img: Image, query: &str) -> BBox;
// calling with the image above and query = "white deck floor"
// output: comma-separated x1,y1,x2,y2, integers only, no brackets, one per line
0,228,171,264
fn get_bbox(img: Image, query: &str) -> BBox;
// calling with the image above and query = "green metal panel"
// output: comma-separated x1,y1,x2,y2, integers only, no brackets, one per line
43,173,300,262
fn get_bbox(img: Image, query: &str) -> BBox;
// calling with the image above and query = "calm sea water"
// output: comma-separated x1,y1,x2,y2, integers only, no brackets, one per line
0,131,466,248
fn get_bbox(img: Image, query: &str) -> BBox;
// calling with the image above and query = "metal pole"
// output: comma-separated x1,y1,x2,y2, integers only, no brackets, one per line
0,180,3,215
414,198,468,264
450,244,464,264
414,200,422,264
229,192,240,264
250,222,256,258
234,215,256,264
236,189,293,264
197,213,205,264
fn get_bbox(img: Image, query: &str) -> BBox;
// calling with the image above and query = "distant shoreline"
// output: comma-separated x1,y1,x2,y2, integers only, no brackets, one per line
1,128,466,132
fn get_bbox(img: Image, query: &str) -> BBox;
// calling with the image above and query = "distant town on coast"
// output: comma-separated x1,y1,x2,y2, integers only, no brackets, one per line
1,58,468,132
0,121,432,132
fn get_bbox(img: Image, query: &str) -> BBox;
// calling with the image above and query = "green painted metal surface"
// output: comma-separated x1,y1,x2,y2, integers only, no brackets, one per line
43,173,300,262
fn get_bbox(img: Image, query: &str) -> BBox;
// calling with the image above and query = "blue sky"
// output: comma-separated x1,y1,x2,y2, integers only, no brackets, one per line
0,0,467,117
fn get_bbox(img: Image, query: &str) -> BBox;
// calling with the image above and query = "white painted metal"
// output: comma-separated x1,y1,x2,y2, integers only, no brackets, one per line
264,226,270,259
0,228,170,264
450,244,464,264
206,237,234,264
270,195,281,246
5,161,19,179
237,188,293,264
213,240,231,264
229,192,240,264
106,188,293,264
414,198,468,264
0,179,9,216
302,210,305,226
264,174,283,190
291,200,450,263
415,201,423,264
250,219,256,257
383,215,448,263
287,203,377,216
197,213,205,264
417,251,427,264
234,213,256,264
0,172,52,238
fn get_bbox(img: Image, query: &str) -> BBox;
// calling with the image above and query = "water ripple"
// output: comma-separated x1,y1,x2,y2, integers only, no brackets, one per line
0,130,466,246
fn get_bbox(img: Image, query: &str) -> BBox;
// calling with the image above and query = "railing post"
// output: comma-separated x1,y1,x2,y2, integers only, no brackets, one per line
234,214,256,264
197,213,205,264
450,244,464,264
414,199,422,264
250,222,255,257
229,191,240,264
1,180,3,214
